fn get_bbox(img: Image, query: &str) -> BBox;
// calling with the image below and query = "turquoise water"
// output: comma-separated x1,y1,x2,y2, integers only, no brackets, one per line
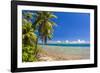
39,43,90,59
45,43,90,47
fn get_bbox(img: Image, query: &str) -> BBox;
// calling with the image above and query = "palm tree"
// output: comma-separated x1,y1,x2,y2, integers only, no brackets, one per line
22,12,38,62
33,11,57,48
22,12,37,46
22,11,57,59
22,19,37,46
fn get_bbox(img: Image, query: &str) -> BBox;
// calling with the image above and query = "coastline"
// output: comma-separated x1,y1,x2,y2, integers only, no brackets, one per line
37,45,90,61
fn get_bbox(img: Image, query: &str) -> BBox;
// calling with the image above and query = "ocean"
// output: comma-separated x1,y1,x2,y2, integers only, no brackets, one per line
45,43,90,47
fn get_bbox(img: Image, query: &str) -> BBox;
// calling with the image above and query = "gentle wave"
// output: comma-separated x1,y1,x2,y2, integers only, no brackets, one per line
40,43,90,47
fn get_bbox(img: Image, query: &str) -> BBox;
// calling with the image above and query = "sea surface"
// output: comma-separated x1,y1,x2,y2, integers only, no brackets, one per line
43,43,90,47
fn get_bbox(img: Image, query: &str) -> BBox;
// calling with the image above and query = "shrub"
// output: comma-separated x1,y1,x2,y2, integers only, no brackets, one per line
22,46,38,62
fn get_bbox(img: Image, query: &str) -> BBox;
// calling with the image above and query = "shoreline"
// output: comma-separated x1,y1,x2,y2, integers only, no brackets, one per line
37,45,90,61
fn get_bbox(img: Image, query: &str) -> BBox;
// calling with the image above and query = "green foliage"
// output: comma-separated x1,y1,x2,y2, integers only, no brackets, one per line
34,11,57,44
22,46,38,62
22,12,38,62
22,11,57,62
22,19,37,45
23,12,33,20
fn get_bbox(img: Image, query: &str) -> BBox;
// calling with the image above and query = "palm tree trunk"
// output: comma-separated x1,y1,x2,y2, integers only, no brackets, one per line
42,36,45,49
34,37,38,57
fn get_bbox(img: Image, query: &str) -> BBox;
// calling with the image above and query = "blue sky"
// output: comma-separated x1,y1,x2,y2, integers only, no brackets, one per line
51,12,90,41
22,10,90,42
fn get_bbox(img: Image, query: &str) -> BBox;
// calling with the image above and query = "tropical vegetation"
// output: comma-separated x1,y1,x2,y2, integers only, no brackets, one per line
22,11,57,62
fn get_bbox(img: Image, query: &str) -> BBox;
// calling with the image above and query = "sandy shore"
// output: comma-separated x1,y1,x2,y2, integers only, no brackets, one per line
37,45,90,61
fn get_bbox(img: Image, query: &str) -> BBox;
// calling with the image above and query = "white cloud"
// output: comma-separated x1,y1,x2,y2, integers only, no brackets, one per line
57,41,61,43
65,40,69,43
47,39,90,44
64,39,89,44
71,39,89,44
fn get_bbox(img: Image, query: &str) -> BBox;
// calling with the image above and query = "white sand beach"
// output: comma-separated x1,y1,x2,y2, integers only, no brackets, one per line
37,45,90,61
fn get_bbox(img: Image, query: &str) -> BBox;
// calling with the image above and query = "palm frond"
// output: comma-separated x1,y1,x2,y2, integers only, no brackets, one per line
49,14,57,18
